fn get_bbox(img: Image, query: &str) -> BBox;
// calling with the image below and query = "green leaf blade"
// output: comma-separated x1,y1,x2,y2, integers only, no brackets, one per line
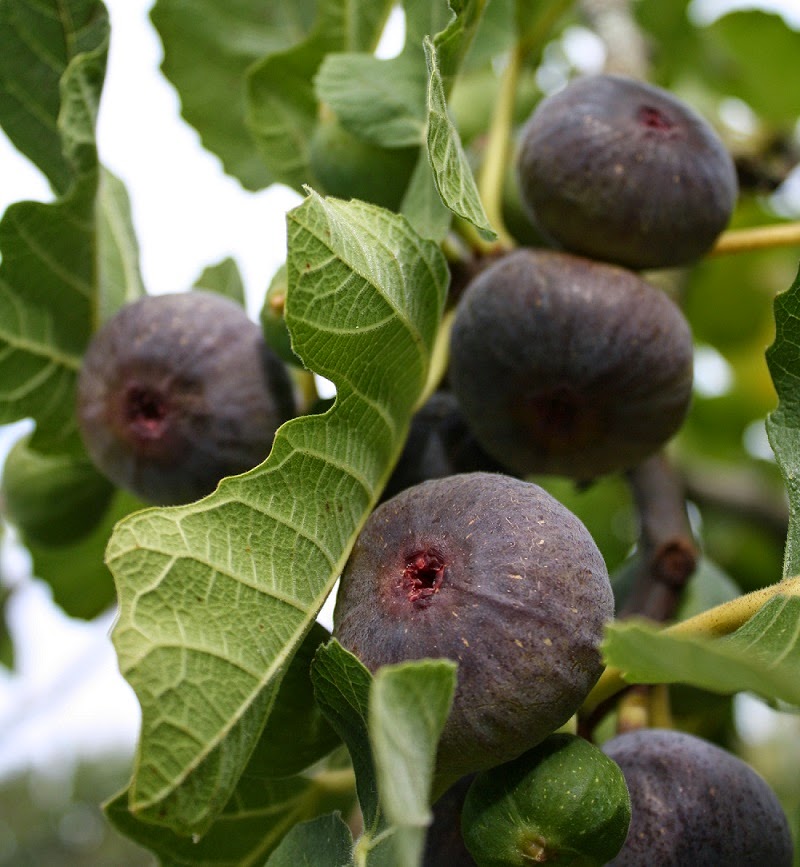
423,37,496,241
603,596,800,707
106,194,448,836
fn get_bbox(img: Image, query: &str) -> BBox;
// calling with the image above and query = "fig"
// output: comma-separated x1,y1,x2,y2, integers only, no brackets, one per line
423,775,476,867
462,733,631,866
333,472,613,781
309,115,418,211
448,249,694,481
603,728,794,865
77,291,295,505
517,74,738,270
383,391,506,502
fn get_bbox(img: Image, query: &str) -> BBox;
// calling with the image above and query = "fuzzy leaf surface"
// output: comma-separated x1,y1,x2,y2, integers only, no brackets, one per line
193,257,247,308
106,193,448,836
603,595,800,707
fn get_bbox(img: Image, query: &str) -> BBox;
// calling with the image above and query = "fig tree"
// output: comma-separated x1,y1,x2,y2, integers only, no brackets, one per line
603,728,794,865
517,74,738,270
77,291,296,506
333,472,613,781
449,249,694,481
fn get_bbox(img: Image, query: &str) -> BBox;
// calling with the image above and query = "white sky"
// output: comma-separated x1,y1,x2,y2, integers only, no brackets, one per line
0,0,798,782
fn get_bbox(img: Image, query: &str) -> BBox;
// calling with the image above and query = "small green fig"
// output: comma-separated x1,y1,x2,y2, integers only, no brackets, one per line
462,734,631,867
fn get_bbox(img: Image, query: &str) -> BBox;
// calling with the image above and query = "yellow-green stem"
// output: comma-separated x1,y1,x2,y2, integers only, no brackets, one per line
582,575,800,716
710,221,800,256
477,42,524,251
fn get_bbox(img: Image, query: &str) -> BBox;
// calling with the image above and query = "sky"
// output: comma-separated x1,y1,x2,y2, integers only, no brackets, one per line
0,0,798,784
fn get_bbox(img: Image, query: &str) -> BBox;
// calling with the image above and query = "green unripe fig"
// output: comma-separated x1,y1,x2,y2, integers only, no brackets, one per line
603,728,794,865
333,472,613,781
1,434,114,547
517,74,738,270
462,734,631,867
309,115,418,211
77,291,296,506
449,249,694,481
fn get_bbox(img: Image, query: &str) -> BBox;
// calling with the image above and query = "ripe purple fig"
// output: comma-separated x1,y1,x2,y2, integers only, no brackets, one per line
603,728,794,865
77,291,295,505
449,249,694,481
333,472,613,780
517,74,738,270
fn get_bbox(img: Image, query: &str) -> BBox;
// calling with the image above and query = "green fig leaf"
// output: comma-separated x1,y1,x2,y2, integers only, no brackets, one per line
106,193,448,835
150,0,317,191
193,256,247,308
602,595,800,707
766,264,800,576
312,641,380,831
400,153,453,242
105,769,355,867
0,1,143,454
423,37,496,240
462,734,631,867
246,0,395,192
314,53,427,149
245,623,342,780
264,812,355,867
313,642,456,867
366,659,457,867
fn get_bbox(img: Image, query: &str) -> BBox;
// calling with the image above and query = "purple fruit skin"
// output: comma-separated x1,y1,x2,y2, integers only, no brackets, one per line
517,74,738,270
449,249,694,481
333,472,613,779
603,729,794,866
77,291,295,505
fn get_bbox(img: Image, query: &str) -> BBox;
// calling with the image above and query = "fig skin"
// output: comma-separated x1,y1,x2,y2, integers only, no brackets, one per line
603,728,794,866
517,73,738,270
77,291,296,506
333,472,613,781
423,775,476,867
449,249,694,481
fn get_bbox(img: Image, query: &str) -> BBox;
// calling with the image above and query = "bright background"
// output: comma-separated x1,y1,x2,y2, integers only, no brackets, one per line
0,0,799,823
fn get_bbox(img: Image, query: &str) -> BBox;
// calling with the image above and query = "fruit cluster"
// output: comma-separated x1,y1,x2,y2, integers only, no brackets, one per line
331,74,793,863
57,73,793,864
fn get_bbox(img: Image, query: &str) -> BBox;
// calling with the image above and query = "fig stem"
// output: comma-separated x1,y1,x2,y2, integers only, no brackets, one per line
413,308,455,411
620,453,698,622
709,220,800,256
477,40,522,251
583,575,800,715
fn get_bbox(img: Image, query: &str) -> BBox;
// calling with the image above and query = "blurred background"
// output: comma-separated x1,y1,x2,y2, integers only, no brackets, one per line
1,0,799,863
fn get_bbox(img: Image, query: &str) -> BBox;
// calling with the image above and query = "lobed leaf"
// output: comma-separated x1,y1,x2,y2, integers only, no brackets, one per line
246,0,395,192
150,0,317,191
603,595,800,707
106,193,448,836
0,0,143,454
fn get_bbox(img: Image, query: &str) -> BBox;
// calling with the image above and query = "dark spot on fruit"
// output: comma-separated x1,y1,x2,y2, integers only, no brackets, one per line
637,104,674,132
124,383,169,440
402,549,446,604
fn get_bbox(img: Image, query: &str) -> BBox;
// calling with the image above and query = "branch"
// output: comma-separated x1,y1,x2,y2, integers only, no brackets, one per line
619,452,698,622
709,221,800,256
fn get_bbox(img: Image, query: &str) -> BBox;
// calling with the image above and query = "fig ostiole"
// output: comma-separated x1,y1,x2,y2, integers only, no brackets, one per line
333,472,614,782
